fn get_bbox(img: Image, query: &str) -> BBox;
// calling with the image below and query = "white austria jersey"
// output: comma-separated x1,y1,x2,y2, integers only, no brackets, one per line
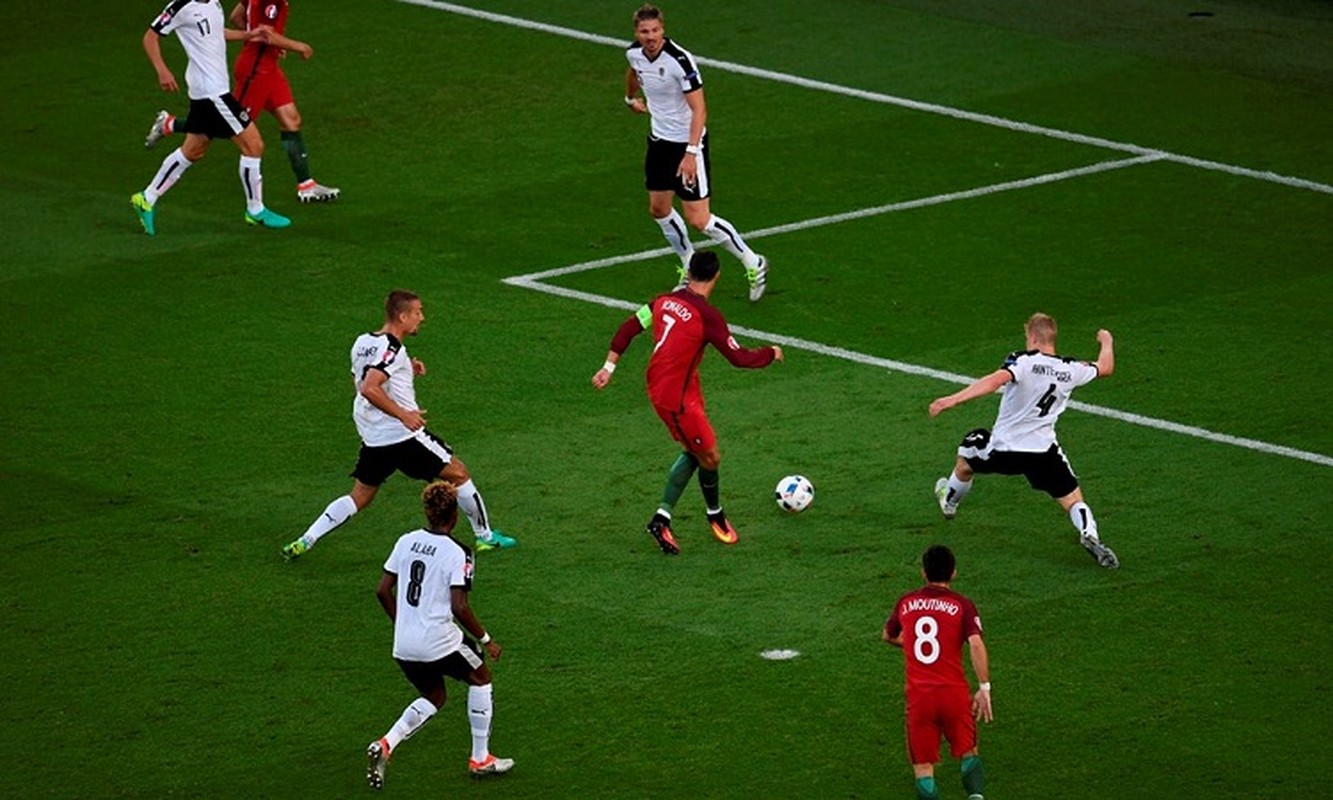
626,38,704,143
350,332,418,447
384,529,473,662
150,0,231,99
991,350,1099,452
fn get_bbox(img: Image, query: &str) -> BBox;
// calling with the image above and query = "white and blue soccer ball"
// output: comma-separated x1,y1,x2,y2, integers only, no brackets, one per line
774,475,815,513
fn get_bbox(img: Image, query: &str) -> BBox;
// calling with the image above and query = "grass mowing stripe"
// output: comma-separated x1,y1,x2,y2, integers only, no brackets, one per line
396,0,1333,195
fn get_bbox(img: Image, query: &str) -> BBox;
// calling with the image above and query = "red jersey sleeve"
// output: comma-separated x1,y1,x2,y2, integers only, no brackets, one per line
961,596,983,640
885,599,904,639
700,303,775,369
608,303,653,355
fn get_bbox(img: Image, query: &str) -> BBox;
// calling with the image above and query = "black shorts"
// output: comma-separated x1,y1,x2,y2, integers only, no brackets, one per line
396,640,484,697
644,132,712,201
351,429,454,487
957,428,1080,499
179,94,252,140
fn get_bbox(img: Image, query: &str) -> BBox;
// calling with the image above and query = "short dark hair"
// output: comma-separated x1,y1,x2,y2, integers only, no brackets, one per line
687,250,720,282
422,480,459,530
922,544,956,583
385,289,420,321
633,4,662,25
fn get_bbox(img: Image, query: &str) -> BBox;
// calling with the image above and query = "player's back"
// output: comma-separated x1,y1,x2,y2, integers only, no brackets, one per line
385,529,470,662
645,290,710,408
992,350,1099,451
890,585,980,691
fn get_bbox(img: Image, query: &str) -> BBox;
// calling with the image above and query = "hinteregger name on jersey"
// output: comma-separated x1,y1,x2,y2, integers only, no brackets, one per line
903,597,961,616
1030,363,1073,382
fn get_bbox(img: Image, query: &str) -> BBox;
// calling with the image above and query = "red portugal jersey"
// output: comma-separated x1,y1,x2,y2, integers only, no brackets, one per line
609,288,775,410
885,585,983,692
235,0,289,73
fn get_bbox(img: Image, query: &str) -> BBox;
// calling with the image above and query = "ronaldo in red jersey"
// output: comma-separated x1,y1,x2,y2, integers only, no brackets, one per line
592,251,782,554
885,545,993,800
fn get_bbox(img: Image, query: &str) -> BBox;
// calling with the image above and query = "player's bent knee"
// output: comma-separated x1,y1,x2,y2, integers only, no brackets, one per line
440,459,471,484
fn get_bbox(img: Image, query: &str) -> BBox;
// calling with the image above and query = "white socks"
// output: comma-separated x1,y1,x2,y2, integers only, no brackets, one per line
1069,501,1098,541
467,684,494,762
385,697,438,753
655,209,695,269
380,687,492,762
144,148,194,205
945,475,972,507
455,479,492,540
239,155,264,214
301,495,358,547
702,214,760,268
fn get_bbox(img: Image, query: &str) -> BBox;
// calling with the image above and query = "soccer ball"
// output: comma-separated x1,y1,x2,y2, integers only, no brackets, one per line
774,475,815,513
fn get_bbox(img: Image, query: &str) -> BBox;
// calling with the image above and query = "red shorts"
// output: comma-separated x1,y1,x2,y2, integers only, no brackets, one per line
653,399,716,454
234,64,294,116
904,685,976,764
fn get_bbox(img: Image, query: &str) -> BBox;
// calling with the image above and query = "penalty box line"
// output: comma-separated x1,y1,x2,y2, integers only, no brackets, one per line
502,160,1333,469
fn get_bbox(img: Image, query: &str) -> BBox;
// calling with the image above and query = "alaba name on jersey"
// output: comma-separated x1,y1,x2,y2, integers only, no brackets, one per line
886,585,983,691
350,332,419,447
991,350,1099,452
384,529,473,662
626,38,703,143
150,0,231,99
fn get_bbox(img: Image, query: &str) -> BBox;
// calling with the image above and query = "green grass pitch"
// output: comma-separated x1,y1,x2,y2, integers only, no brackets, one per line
2,0,1331,797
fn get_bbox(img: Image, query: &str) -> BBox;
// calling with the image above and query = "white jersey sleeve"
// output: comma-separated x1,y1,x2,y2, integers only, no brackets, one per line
989,350,1099,452
384,530,471,662
350,332,418,447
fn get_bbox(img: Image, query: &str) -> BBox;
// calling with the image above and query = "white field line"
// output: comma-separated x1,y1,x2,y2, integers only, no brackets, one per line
507,155,1165,283
396,0,1333,196
507,268,1333,467
410,0,1332,467
502,161,1333,468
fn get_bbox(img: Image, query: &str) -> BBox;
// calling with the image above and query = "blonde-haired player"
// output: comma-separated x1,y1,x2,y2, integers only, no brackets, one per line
929,313,1120,568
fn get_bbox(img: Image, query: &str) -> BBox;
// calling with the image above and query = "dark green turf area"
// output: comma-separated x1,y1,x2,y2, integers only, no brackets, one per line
3,1,1330,797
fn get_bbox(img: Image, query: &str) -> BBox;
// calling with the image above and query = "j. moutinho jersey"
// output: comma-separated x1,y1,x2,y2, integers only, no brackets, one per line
150,0,231,99
350,332,419,447
991,350,1099,452
626,38,704,143
383,529,473,662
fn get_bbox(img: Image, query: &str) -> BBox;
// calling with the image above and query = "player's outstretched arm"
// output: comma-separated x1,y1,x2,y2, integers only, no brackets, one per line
929,369,1012,417
592,351,621,390
1094,329,1115,377
595,308,649,388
